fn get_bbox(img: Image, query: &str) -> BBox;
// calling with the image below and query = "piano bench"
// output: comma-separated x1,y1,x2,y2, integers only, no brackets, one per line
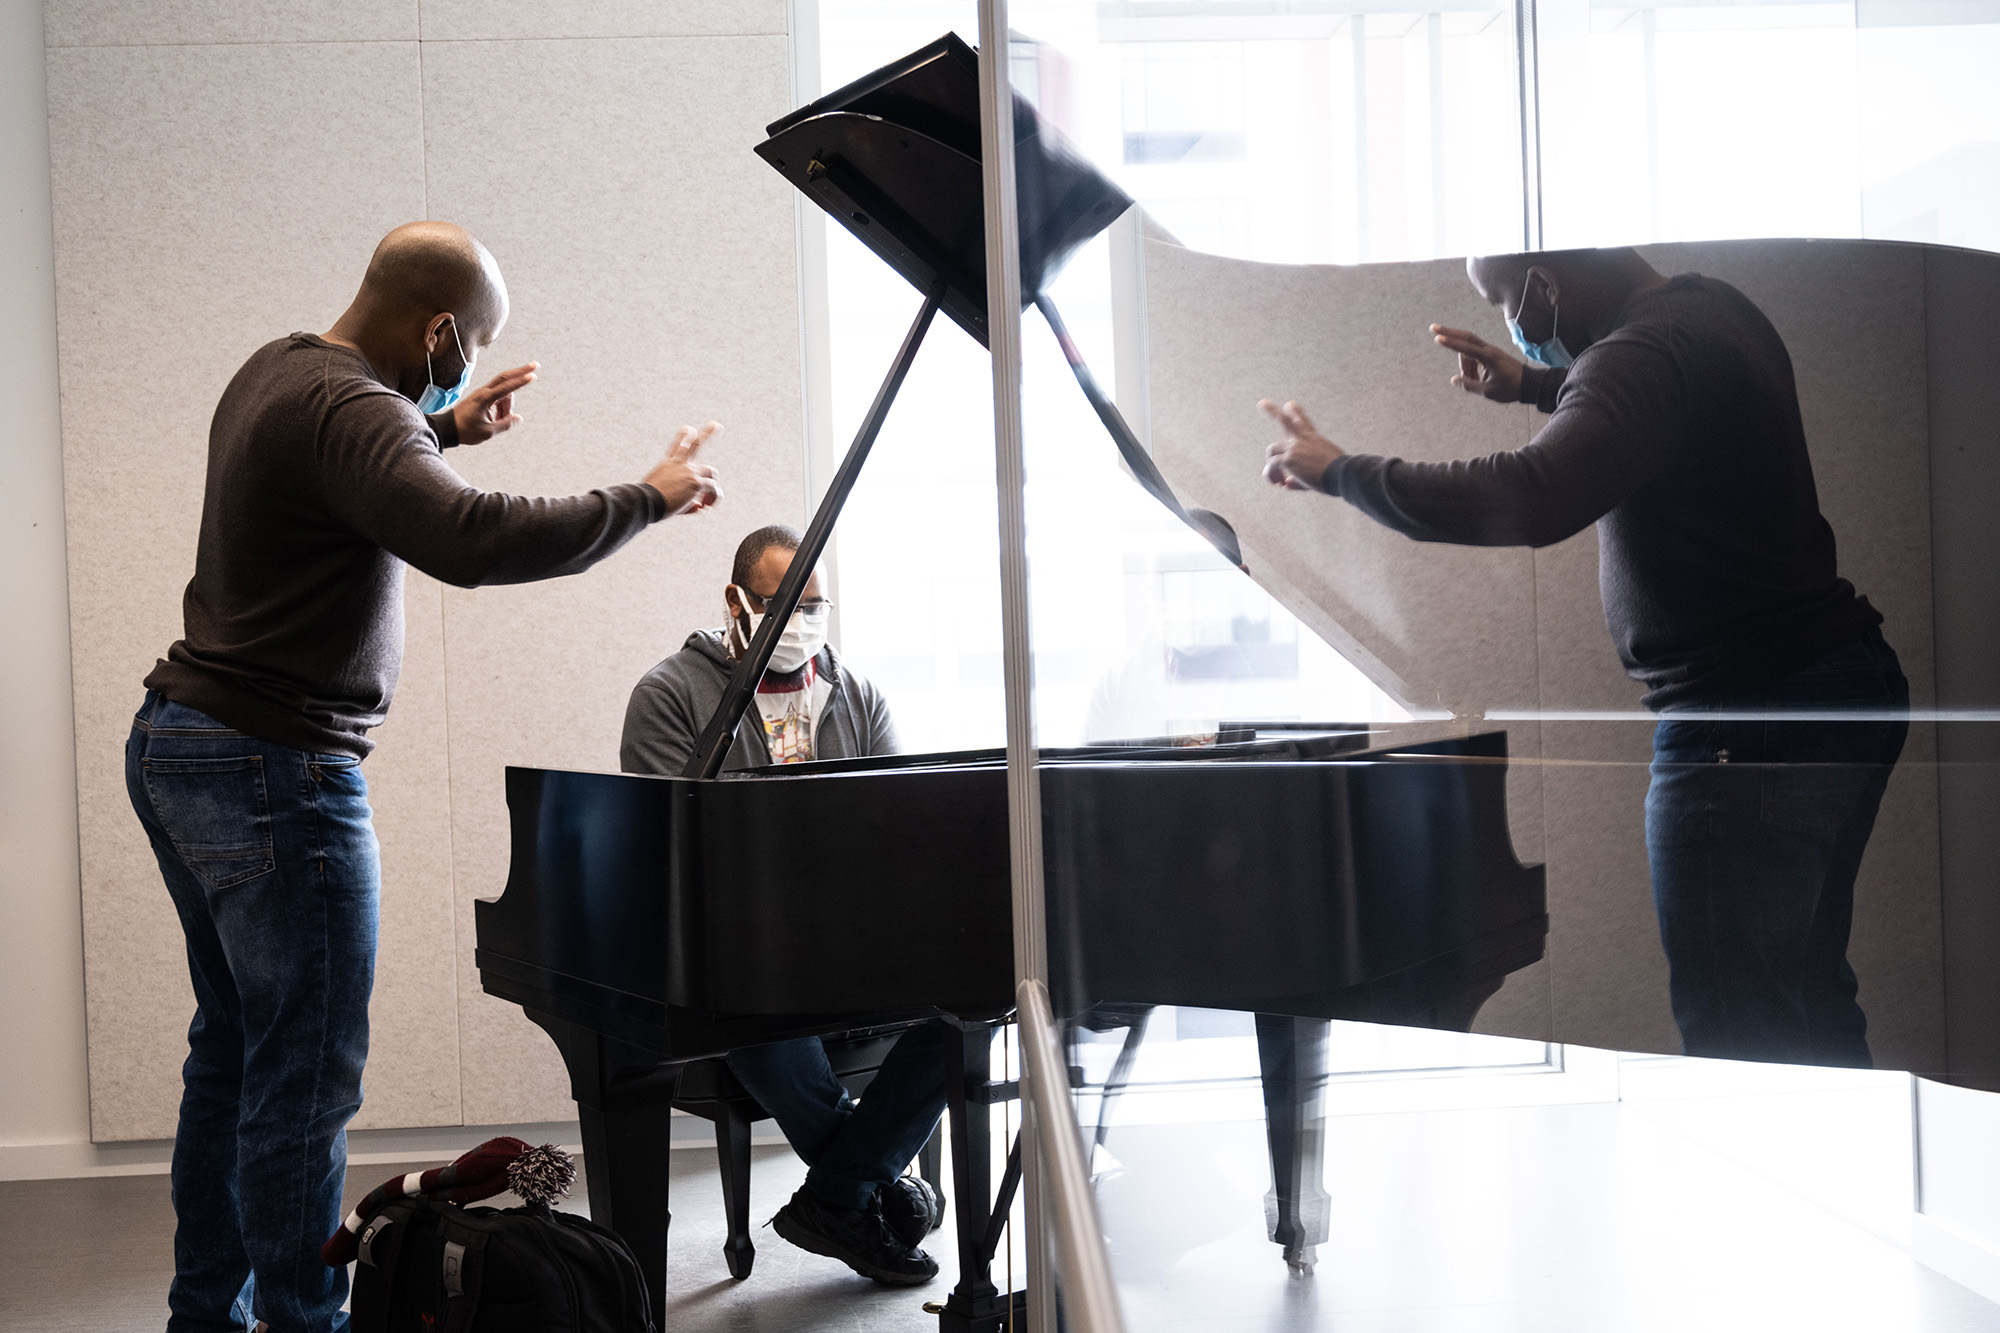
667,1031,945,1281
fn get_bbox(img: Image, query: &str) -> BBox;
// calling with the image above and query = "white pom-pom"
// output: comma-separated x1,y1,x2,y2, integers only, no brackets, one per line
507,1143,577,1206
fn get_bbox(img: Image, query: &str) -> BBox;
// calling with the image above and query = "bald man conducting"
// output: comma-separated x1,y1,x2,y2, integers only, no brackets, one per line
1262,247,1907,1069
126,222,720,1333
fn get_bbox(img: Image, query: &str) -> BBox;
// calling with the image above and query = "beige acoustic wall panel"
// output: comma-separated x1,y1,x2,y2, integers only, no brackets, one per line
420,35,806,1125
44,0,417,47
418,0,786,41
351,572,465,1131
47,38,464,1139
1142,236,1946,1068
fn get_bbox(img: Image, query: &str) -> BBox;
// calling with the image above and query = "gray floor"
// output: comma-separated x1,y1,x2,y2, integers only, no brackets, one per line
6,1102,2000,1332
1098,1103,2000,1333
0,1144,951,1333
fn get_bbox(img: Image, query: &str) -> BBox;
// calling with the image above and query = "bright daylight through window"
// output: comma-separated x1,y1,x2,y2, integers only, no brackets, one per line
813,0,2000,753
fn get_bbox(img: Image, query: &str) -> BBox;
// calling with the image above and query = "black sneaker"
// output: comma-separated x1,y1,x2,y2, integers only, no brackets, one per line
879,1174,944,1251
771,1187,940,1286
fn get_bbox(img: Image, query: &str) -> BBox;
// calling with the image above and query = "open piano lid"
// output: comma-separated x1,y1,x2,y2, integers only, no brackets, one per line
697,37,1157,779
753,33,1241,567
755,32,1131,349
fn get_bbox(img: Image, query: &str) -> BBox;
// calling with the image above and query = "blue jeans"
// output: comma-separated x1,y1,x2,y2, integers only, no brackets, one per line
1646,629,1908,1067
726,1021,949,1211
126,691,377,1333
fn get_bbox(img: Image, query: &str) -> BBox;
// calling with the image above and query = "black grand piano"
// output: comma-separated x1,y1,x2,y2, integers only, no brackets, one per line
474,34,1548,1333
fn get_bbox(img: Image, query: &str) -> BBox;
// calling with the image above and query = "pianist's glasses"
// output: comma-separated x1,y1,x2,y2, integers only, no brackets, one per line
743,591,834,623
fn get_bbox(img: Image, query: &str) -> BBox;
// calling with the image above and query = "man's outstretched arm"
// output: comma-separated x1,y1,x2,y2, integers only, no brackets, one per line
320,417,721,588
1261,337,1681,549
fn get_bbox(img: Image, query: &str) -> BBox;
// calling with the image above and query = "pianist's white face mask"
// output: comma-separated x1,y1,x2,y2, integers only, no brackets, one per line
729,590,827,675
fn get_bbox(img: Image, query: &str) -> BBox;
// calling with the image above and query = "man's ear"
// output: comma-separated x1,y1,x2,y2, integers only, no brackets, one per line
723,585,743,618
1525,266,1560,311
424,312,454,356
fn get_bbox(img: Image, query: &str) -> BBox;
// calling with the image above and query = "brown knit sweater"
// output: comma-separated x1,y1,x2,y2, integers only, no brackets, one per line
1320,275,1881,708
146,333,665,757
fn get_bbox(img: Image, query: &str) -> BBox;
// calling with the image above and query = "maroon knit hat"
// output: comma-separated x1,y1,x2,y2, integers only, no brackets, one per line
322,1136,577,1266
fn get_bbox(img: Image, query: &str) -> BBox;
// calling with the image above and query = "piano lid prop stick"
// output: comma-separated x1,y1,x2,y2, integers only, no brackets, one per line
1033,292,1246,572
681,273,949,780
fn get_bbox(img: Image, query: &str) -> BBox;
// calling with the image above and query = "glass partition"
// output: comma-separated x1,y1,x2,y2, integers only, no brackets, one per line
799,1,2000,1327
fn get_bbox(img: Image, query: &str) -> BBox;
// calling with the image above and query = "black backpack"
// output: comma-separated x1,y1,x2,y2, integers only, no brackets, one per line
349,1196,655,1332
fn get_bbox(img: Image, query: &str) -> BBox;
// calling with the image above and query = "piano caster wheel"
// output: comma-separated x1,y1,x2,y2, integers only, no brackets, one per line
923,1302,947,1314
1284,1244,1317,1278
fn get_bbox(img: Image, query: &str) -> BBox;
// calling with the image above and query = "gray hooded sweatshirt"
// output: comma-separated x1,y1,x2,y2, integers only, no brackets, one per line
619,629,899,776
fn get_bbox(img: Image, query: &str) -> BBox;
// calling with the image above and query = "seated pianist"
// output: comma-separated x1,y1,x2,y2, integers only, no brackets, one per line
619,522,948,1287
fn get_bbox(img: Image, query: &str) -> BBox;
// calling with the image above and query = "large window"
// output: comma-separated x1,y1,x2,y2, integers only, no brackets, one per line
813,0,2000,754
1856,4,2000,252
1538,0,2000,248
815,4,1426,753
1072,3,1527,265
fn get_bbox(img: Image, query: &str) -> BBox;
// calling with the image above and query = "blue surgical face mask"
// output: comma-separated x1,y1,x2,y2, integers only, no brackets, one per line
1505,281,1575,369
416,319,474,414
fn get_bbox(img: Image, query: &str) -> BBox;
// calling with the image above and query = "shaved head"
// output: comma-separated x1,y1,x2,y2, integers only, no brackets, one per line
1467,248,1618,310
323,220,521,405
1465,246,1665,352
359,221,507,334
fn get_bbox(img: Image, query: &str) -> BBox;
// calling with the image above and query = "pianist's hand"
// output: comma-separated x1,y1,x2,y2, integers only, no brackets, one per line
452,363,539,445
1430,324,1525,404
643,421,723,515
1260,399,1343,492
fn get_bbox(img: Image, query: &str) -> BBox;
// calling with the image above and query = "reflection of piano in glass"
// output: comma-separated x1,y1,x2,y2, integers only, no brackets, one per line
472,35,1547,1333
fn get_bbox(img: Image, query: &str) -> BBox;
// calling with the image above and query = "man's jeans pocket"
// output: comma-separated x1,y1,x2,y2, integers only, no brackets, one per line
1761,761,1879,839
142,755,276,890
1756,718,1904,839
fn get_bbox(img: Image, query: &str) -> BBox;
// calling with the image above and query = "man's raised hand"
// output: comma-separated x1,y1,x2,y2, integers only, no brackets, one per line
643,421,723,516
452,362,539,445
1431,325,1525,404
1260,398,1343,492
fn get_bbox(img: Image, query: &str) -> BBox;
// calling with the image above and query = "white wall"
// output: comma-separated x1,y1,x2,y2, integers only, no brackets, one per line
1915,1078,2000,1304
0,0,92,1155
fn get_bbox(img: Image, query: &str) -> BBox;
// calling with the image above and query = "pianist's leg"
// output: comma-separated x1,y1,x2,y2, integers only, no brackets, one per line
126,691,376,1333
805,1019,950,1212
760,1021,950,1285
724,1036,854,1164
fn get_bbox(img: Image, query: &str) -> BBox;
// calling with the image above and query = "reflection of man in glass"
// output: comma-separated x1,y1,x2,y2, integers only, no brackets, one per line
1261,246,1907,1068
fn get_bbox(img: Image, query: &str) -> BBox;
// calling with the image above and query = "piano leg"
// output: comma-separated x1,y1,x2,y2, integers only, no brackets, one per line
1255,1013,1331,1277
1092,1010,1152,1161
714,1107,757,1279
935,1018,1023,1333
526,1010,678,1315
